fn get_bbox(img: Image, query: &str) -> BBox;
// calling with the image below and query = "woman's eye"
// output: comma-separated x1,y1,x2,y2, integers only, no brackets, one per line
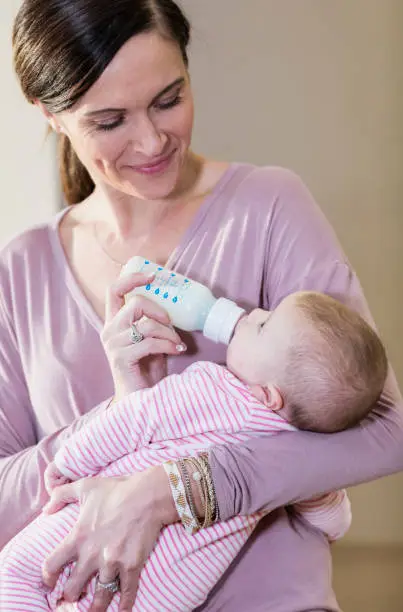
96,117,124,132
156,94,182,111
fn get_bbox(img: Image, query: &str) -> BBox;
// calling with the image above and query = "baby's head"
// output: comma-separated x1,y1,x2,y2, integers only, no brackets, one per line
227,291,388,433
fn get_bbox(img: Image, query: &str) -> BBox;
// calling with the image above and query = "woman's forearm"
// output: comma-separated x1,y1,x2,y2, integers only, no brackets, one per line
211,371,403,521
0,398,112,549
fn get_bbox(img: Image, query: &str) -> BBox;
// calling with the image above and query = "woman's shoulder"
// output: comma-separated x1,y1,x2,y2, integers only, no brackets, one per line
213,163,310,223
0,210,65,285
1,210,64,258
230,163,306,198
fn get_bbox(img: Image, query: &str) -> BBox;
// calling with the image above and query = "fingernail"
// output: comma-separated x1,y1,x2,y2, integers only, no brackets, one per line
176,344,187,353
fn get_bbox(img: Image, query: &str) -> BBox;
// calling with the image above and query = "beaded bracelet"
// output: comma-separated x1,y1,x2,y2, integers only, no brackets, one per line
163,454,219,535
163,460,200,535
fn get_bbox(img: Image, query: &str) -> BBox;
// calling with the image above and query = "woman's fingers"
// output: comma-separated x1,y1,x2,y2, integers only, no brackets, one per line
118,566,141,612
102,273,185,397
89,584,115,612
102,309,186,390
88,557,119,612
112,317,185,351
115,341,185,375
62,559,97,603
103,294,172,342
41,472,169,608
105,273,155,323
42,533,77,589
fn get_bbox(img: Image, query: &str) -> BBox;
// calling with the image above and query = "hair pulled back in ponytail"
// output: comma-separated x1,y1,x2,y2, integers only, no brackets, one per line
13,0,191,204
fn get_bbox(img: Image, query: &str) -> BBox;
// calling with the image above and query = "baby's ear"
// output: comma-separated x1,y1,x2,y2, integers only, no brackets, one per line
249,384,283,410
261,384,284,412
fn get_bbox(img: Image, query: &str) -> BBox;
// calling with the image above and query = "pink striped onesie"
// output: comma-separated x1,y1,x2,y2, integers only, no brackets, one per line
0,362,351,611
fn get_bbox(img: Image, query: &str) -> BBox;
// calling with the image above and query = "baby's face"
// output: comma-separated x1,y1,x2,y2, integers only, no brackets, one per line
226,294,302,385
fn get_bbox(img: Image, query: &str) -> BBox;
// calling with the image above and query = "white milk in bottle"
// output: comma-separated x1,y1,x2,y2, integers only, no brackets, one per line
120,256,245,344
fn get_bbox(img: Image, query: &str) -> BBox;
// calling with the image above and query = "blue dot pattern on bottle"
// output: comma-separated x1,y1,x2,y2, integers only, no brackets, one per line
185,279,189,283
145,260,150,264
158,267,163,271
155,288,160,295
164,292,169,299
171,273,176,277
146,284,151,291
172,297,178,303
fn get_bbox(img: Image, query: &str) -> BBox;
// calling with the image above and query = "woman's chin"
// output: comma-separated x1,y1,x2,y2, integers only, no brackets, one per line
123,181,178,202
116,165,182,201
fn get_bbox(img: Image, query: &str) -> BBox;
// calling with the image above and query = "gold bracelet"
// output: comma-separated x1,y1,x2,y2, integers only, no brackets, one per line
177,458,203,530
186,455,216,529
199,453,219,523
198,455,216,525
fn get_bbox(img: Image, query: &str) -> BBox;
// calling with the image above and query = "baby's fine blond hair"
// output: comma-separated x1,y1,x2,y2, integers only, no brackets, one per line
275,292,388,433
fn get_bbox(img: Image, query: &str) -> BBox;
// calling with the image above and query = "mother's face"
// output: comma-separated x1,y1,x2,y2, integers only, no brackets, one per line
53,31,194,201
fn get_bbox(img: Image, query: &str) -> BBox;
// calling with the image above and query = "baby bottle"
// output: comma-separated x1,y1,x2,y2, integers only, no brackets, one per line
120,256,245,344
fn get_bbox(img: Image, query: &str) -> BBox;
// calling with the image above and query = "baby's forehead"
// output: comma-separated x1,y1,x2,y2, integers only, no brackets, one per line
274,295,317,337
276,292,302,313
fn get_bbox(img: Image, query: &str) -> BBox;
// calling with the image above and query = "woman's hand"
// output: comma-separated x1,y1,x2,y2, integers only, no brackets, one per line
42,467,178,611
101,272,186,398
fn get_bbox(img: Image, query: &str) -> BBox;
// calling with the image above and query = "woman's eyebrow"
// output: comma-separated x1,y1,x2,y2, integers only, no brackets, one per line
150,77,185,104
83,77,186,119
84,107,126,118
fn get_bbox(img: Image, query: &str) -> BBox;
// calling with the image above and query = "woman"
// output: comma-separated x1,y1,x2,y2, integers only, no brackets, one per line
2,0,402,610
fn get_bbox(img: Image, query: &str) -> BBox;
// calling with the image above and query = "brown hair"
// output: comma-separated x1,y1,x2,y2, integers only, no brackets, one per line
12,0,191,205
278,292,388,433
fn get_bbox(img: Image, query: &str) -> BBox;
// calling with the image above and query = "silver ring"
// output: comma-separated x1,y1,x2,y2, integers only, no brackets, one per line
96,575,120,594
130,322,144,344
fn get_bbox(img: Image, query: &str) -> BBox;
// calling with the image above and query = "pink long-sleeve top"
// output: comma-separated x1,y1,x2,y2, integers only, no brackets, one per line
0,164,402,611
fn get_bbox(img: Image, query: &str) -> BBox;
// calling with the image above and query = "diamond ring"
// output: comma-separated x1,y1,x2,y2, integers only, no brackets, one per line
130,322,144,344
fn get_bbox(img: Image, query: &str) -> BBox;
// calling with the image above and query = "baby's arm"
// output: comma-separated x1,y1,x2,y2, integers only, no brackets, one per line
292,489,351,541
52,387,155,481
53,365,234,482
44,461,71,494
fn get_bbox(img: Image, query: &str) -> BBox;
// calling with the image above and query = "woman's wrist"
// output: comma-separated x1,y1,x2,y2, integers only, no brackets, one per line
125,463,205,530
189,467,204,518
147,465,180,526
138,457,216,533
163,454,217,535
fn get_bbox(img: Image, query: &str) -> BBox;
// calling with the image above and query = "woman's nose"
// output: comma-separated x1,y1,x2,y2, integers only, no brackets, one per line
131,116,168,158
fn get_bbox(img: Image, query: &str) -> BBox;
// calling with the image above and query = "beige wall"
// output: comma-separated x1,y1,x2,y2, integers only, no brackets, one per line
183,0,403,545
0,1,58,245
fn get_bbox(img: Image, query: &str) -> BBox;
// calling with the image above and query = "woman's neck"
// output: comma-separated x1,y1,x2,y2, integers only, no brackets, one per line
85,152,205,240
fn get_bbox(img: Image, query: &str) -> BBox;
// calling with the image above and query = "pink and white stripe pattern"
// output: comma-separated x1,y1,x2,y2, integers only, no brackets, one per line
0,362,351,611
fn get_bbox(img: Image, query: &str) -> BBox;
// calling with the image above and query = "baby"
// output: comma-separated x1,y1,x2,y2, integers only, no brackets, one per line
0,291,387,612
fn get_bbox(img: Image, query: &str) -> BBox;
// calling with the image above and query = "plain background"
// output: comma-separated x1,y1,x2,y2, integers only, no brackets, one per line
1,0,402,545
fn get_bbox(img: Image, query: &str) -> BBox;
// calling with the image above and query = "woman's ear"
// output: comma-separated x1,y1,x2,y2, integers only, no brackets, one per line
34,100,64,134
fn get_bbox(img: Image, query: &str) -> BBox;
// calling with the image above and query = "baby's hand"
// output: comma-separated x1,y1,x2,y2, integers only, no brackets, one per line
44,461,70,495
